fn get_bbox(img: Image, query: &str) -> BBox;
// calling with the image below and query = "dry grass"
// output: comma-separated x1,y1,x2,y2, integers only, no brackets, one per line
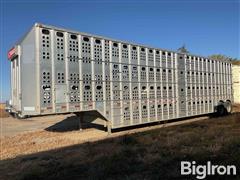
0,130,106,160
0,110,240,180
233,103,240,112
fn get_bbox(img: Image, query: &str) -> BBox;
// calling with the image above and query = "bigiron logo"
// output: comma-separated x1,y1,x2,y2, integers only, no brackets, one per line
181,161,237,179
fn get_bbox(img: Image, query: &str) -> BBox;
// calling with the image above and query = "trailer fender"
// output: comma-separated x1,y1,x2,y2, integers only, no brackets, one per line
224,100,232,114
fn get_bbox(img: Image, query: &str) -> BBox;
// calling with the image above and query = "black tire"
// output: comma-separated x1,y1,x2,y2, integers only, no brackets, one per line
9,112,15,117
13,113,18,118
216,105,227,116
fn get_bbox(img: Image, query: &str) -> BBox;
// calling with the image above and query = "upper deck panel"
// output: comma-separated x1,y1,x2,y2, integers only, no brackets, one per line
35,23,231,64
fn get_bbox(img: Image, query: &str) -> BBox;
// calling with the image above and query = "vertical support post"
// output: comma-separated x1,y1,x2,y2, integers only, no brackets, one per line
153,49,158,121
137,46,142,123
119,42,123,126
107,120,111,135
128,44,133,126
160,50,164,120
109,41,113,128
35,26,41,114
64,32,69,112
50,29,56,113
78,35,83,111
90,37,96,110
77,112,84,131
145,48,150,122
175,53,179,118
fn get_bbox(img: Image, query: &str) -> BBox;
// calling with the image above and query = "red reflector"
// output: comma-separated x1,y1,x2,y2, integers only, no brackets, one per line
8,47,16,60
61,106,66,108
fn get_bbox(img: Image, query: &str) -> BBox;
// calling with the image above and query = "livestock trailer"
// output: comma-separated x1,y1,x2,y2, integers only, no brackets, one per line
7,23,233,132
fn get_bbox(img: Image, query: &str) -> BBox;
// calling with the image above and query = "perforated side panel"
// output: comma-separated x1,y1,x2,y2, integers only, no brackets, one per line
40,29,52,113
36,26,232,129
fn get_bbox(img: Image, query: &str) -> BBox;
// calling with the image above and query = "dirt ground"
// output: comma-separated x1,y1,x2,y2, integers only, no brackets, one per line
0,109,110,160
0,104,240,161
0,105,239,180
1,113,105,137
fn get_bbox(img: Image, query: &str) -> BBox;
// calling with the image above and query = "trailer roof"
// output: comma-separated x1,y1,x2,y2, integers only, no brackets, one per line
14,22,232,63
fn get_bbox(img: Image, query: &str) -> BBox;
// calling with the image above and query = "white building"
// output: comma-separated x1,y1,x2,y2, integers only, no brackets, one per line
232,64,240,104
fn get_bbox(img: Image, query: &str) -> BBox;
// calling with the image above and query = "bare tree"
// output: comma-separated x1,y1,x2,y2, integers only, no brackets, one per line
209,54,240,65
177,44,189,54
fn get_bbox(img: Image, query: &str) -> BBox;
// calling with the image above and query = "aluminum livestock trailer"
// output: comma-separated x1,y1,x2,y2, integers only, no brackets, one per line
7,23,233,132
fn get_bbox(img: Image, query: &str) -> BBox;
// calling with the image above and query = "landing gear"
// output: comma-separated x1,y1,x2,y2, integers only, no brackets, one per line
75,112,84,131
75,111,112,134
107,121,112,135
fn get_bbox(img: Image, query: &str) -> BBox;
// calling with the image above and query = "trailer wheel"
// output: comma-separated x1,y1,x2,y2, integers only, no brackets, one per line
13,113,18,118
9,112,15,117
216,105,226,116
225,100,232,114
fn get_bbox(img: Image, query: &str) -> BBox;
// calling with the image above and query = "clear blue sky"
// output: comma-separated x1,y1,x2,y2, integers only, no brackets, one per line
0,0,239,102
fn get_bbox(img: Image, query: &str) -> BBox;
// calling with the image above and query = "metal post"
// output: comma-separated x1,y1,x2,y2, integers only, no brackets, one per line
107,121,111,135
77,112,84,131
